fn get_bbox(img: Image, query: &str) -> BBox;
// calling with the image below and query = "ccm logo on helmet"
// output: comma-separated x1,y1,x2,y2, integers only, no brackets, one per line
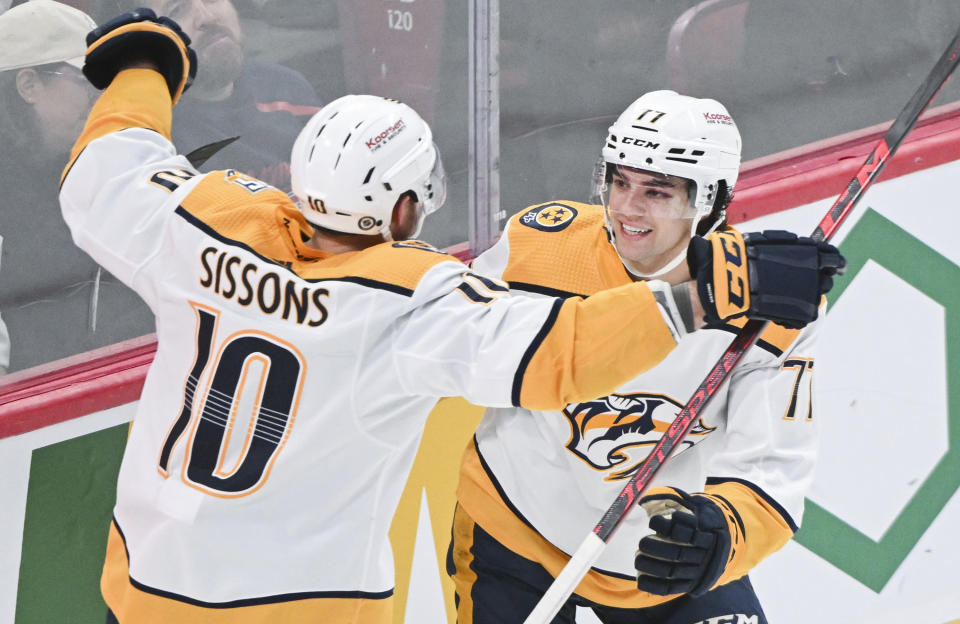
620,137,660,149
365,119,406,151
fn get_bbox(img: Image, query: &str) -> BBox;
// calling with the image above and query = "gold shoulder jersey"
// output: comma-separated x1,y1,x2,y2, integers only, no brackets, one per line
59,70,686,623
457,201,826,608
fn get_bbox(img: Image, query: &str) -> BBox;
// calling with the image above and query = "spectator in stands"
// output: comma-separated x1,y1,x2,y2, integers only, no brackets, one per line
0,0,154,373
109,0,324,191
234,0,337,29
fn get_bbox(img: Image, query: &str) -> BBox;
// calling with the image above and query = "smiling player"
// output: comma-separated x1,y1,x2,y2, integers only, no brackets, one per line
448,90,844,624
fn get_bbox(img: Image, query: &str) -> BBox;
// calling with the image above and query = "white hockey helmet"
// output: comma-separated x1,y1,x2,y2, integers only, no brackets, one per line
290,94,446,238
599,90,741,222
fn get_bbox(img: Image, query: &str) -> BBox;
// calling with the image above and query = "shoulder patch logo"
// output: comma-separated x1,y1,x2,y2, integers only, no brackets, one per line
224,169,272,193
519,203,578,232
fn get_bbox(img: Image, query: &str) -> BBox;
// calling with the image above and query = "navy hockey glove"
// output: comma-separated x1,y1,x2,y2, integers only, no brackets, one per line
83,8,197,104
635,487,732,597
688,228,845,329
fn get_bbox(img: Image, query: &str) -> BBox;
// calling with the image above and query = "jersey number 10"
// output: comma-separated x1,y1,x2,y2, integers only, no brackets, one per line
157,303,306,497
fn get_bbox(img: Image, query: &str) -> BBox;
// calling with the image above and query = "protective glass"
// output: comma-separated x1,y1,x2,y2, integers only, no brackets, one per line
410,144,447,238
36,66,87,84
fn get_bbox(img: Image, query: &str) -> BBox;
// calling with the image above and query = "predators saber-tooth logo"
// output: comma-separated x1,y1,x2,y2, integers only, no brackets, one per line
563,393,715,481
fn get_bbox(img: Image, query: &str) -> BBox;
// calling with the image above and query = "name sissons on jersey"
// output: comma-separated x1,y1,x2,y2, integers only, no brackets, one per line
199,246,330,326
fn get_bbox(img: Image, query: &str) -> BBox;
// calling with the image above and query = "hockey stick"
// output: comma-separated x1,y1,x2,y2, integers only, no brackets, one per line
524,24,960,624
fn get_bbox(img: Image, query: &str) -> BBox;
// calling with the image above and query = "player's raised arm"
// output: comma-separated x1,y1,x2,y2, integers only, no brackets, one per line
63,8,195,179
59,10,201,292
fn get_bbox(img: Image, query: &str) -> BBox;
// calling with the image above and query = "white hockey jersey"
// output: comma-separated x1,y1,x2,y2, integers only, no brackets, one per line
456,202,824,608
59,70,684,623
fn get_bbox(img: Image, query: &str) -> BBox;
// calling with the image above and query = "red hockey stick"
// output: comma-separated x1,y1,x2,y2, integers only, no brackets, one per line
524,24,960,624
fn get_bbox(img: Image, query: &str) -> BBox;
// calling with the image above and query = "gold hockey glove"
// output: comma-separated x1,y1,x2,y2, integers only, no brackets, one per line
688,228,845,329
83,8,197,104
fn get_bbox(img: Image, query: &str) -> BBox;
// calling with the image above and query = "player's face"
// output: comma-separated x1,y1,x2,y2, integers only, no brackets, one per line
23,64,97,156
150,0,244,97
605,167,695,275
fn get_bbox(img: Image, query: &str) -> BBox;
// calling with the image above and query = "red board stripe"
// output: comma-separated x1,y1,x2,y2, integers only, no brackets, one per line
727,100,960,225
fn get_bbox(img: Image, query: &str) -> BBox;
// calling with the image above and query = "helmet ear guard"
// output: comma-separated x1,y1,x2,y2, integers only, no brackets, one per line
695,179,732,236
290,95,447,238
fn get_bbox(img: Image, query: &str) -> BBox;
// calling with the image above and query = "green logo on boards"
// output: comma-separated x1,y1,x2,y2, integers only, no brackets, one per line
795,209,960,592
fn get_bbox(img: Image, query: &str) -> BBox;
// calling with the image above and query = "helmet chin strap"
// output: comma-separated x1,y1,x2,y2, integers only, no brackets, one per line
622,247,688,279
409,205,428,240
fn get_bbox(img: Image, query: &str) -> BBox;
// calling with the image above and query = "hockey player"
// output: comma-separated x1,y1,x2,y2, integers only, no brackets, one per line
448,90,842,623
61,12,842,623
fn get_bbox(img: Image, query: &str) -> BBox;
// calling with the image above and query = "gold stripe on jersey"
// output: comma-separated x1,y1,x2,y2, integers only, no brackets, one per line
299,239,461,288
102,523,392,623
519,281,676,410
707,229,751,321
456,440,673,609
177,176,462,293
64,69,172,184
177,170,317,264
449,505,479,624
503,203,631,296
702,480,795,590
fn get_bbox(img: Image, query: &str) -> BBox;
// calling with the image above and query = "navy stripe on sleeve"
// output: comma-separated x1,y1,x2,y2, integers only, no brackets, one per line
510,297,564,407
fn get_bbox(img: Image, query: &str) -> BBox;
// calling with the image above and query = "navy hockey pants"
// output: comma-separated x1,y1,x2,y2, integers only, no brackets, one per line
447,505,768,624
